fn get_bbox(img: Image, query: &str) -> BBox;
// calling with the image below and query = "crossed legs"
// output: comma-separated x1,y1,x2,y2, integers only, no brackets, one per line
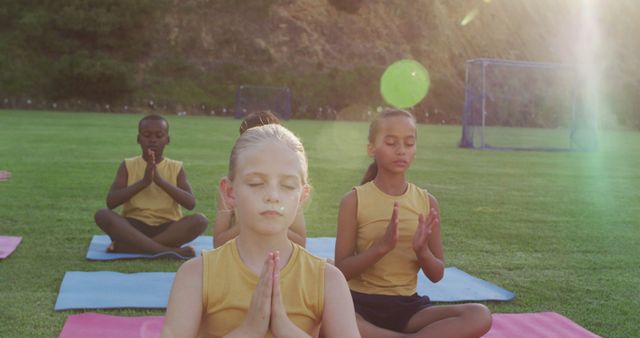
357,303,492,338
95,209,207,257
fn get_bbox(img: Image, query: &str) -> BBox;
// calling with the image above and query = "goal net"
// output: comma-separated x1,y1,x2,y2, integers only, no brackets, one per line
459,58,597,151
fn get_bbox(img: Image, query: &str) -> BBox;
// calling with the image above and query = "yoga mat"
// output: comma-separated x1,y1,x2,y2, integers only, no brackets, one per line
68,237,512,309
309,237,515,302
55,271,174,310
484,312,601,338
59,313,164,338
418,267,514,302
86,235,212,260
0,235,22,259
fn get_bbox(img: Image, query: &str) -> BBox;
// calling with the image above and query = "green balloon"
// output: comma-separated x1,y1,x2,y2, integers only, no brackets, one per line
380,60,430,108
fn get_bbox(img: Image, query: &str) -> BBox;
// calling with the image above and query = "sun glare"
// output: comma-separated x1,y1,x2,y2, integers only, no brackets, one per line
577,0,601,131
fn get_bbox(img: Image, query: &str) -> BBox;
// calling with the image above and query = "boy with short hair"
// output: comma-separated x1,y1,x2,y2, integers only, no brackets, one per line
95,114,207,257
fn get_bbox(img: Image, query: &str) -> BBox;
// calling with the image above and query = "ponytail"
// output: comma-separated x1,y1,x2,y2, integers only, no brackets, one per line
360,161,378,185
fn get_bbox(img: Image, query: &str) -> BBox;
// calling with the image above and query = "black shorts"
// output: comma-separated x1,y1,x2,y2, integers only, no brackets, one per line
351,290,431,332
126,218,171,237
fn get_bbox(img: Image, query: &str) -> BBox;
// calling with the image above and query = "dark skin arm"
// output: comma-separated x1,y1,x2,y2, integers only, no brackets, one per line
154,167,196,210
335,191,444,283
106,161,150,209
335,191,396,280
106,155,196,210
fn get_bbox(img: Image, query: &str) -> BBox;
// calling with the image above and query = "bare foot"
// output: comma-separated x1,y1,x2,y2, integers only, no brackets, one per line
174,246,196,258
107,241,144,254
108,241,194,258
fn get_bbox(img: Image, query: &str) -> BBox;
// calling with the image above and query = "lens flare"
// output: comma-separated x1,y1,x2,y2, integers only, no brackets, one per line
380,59,430,109
461,8,479,26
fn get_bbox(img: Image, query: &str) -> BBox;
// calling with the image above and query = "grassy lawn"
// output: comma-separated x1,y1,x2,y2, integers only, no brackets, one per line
0,110,638,337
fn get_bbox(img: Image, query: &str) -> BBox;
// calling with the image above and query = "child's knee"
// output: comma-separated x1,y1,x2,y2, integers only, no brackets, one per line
190,213,208,233
94,208,112,225
467,303,492,334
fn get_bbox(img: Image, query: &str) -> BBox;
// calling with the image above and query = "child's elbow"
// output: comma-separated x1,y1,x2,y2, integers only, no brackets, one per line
429,269,445,283
106,198,116,210
184,200,196,211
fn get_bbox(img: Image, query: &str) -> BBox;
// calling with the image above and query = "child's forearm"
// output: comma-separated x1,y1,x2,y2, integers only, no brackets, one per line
214,226,240,248
155,177,196,210
287,230,306,247
417,249,444,283
336,244,387,281
106,180,148,209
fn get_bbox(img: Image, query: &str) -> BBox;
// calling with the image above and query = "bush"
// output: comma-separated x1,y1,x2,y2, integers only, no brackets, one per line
49,52,133,102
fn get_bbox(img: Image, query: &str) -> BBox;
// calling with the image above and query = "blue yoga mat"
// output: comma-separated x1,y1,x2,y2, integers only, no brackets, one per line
67,237,513,309
86,235,213,260
86,235,337,261
55,271,174,310
418,267,514,302
308,237,514,302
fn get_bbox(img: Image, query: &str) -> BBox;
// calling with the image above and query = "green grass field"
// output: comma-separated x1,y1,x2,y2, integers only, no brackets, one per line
0,110,638,337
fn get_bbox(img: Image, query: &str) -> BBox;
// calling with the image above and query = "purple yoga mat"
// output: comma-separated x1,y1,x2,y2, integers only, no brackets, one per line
0,236,22,259
484,312,601,338
59,313,164,338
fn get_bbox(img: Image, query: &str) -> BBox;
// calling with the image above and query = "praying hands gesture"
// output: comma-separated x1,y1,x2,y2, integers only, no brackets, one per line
412,207,438,257
142,149,157,186
230,252,310,338
375,201,400,254
413,195,445,283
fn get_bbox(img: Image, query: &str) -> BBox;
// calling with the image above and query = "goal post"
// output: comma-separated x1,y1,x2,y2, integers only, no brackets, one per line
459,58,597,152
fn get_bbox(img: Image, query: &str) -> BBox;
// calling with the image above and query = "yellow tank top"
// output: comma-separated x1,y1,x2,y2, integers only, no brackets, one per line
349,181,430,296
200,239,325,338
121,156,183,225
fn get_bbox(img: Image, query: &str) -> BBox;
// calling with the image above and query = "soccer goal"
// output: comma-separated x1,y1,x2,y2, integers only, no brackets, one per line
234,85,292,120
459,58,597,151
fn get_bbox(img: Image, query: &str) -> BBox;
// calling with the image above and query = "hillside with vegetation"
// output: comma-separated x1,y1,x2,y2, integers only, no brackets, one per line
0,0,638,127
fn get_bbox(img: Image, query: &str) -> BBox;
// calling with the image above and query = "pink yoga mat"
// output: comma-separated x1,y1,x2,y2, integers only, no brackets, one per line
0,236,22,259
484,312,601,338
59,313,164,338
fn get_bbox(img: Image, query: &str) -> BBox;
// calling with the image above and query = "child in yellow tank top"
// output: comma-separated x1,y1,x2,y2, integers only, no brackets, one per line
161,124,360,338
213,111,306,249
94,114,208,258
335,109,492,337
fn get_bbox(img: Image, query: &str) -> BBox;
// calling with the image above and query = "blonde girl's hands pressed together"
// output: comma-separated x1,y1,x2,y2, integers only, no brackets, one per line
269,252,310,338
231,251,310,338
229,253,274,338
